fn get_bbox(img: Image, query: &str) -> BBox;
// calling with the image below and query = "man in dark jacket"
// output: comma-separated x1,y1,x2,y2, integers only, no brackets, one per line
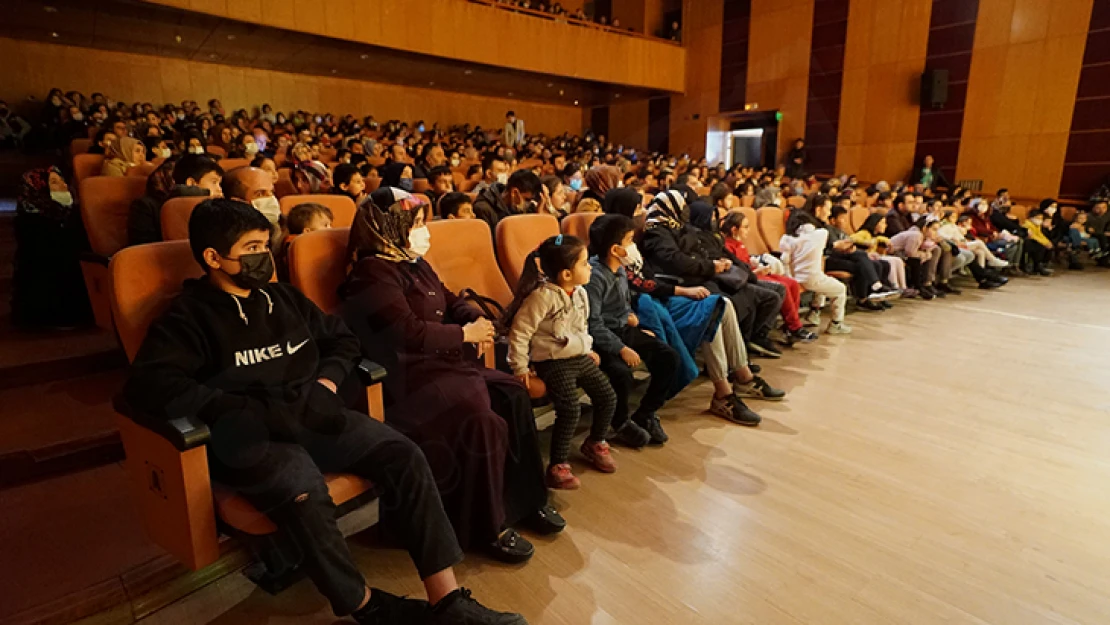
122,199,526,625
885,194,914,236
471,169,546,233
127,154,223,246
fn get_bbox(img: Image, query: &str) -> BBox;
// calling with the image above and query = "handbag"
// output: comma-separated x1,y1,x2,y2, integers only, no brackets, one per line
458,289,512,373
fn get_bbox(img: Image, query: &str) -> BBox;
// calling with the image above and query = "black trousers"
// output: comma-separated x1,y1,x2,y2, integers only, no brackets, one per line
826,251,882,298
485,376,549,532
207,404,463,616
728,283,783,340
1024,239,1050,270
533,355,617,464
598,326,680,428
904,256,924,289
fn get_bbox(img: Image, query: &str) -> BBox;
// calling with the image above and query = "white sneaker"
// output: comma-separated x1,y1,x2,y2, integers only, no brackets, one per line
827,321,852,335
988,259,1009,268
867,289,901,301
803,310,821,327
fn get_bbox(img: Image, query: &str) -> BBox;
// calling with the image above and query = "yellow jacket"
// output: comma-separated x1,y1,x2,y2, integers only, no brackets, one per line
849,230,890,252
1022,220,1051,248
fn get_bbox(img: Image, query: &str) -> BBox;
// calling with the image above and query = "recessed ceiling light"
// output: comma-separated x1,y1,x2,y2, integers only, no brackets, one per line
574,100,580,106
615,93,621,98
331,69,338,74
174,35,182,43
360,54,368,60
464,69,473,75
559,89,565,96
51,32,59,38
44,6,58,13
547,82,553,88
428,81,435,86
508,92,514,97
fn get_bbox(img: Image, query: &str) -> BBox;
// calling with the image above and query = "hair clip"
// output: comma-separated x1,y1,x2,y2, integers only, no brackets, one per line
555,234,563,246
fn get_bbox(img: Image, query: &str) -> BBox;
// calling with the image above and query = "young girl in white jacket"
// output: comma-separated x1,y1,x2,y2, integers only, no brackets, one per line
780,211,852,335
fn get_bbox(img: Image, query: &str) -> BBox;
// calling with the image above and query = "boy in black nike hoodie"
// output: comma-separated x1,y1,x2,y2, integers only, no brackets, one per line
123,198,526,625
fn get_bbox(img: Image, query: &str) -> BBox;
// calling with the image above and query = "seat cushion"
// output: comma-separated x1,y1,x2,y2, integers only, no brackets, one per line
215,473,374,536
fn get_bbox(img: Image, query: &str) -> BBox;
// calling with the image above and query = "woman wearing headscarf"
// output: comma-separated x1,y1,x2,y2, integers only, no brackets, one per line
286,142,332,194
380,161,415,192
11,167,93,328
580,165,620,205
100,136,146,176
339,188,560,564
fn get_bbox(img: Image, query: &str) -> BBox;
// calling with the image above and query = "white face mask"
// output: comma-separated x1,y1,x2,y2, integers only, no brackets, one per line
51,190,74,207
158,147,172,158
409,225,431,257
450,158,461,168
188,146,205,155
496,172,509,185
619,242,643,270
72,113,84,122
251,195,282,224
244,143,259,155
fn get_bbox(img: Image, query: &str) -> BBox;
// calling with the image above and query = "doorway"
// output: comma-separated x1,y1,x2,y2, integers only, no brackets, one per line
727,129,764,169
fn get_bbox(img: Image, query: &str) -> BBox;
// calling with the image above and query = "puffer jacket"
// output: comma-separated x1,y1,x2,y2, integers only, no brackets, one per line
507,282,593,375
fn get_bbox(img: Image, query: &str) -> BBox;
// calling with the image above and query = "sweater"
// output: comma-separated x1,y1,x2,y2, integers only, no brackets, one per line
779,225,827,283
123,279,359,425
584,257,632,357
507,282,593,375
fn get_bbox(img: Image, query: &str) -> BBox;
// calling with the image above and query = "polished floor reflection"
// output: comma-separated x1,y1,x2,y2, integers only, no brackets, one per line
139,271,1110,624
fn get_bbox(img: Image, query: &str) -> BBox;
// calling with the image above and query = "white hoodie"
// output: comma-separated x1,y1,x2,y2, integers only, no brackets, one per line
779,224,828,283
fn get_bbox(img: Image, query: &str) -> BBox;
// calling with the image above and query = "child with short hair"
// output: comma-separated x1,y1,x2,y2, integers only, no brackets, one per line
438,191,475,220
1069,211,1104,260
506,235,618,489
276,202,333,281
585,215,681,448
780,210,852,335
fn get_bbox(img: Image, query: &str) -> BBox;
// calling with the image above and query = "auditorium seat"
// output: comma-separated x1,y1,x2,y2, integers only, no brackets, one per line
218,158,250,172
206,145,226,158
278,194,357,228
69,138,92,158
561,212,601,243
274,178,297,199
424,219,514,308
78,175,148,330
740,194,755,208
496,214,560,288
366,177,382,193
73,153,105,189
287,228,350,315
757,206,786,253
127,162,158,178
452,171,466,190
110,239,385,572
849,206,869,232
1010,204,1029,222
160,196,208,241
412,178,430,193
786,195,807,210
738,207,769,255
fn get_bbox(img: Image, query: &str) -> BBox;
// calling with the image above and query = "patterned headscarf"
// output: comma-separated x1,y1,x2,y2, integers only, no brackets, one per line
347,187,428,263
18,166,72,223
646,189,685,230
145,158,177,203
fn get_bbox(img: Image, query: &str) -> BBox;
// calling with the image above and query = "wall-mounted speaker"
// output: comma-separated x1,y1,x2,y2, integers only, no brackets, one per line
921,69,949,109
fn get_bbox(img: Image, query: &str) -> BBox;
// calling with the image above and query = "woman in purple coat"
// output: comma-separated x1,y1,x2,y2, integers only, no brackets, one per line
339,188,562,564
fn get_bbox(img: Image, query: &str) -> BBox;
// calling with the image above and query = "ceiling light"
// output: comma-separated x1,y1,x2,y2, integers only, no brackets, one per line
464,69,473,75
44,6,58,12
508,92,514,97
360,54,368,60
574,100,580,106
51,32,59,38
331,69,338,74
615,93,621,98
174,35,182,43
209,53,218,59
559,89,565,96
547,83,553,88
226,34,236,40
428,81,435,86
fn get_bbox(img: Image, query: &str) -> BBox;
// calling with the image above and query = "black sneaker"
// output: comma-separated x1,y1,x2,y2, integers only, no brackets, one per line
525,504,566,535
791,327,818,342
609,420,651,448
879,301,893,309
634,412,669,444
432,588,528,625
936,282,962,295
857,299,884,312
747,337,782,359
709,394,762,426
733,375,786,402
979,280,1002,290
354,588,431,625
486,529,534,564
749,363,762,374
919,286,935,301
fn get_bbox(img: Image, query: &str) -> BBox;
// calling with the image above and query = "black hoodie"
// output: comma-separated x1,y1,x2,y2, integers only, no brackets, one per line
123,279,360,425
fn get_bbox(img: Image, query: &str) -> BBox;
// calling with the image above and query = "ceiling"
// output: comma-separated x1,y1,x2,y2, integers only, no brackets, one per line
1,0,663,107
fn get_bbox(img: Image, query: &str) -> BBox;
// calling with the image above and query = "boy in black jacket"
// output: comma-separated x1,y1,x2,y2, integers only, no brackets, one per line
123,199,525,625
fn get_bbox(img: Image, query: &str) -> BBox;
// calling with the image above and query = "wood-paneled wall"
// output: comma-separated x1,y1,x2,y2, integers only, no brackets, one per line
957,0,1094,199
608,100,651,152
835,0,931,183
668,0,724,157
0,38,584,137
745,0,814,160
140,0,686,94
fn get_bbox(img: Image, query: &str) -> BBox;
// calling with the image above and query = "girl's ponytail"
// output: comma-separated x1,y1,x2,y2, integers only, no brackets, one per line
503,250,544,328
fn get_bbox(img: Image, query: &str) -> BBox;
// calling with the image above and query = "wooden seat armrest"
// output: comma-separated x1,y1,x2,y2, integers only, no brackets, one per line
113,395,211,452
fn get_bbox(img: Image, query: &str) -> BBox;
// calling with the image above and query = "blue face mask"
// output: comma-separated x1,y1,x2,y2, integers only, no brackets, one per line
569,178,583,192
399,178,414,192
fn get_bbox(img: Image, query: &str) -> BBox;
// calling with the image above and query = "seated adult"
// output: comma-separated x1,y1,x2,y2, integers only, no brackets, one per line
127,155,223,245
414,143,447,179
580,165,619,205
471,169,546,231
100,136,146,176
965,198,1022,273
1087,200,1110,266
122,199,525,625
222,166,281,229
380,161,415,192
474,153,511,195
339,188,561,564
819,201,900,306
332,162,366,205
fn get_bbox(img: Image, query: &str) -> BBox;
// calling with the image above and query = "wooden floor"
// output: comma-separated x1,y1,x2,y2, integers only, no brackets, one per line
128,271,1110,624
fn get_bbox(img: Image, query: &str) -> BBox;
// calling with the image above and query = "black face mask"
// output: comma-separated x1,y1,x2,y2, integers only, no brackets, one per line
222,252,273,290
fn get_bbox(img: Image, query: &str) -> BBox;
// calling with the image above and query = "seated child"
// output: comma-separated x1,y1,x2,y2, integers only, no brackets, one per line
720,211,817,342
1021,209,1056,276
850,214,913,297
779,210,852,335
1070,210,1104,259
438,191,475,220
506,234,618,489
123,198,524,625
275,202,333,281
585,215,681,448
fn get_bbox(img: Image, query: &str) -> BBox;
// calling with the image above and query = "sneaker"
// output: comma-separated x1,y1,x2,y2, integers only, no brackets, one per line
867,289,900,301
747,336,783,359
879,301,893,309
708,394,761,426
919,287,935,301
803,309,821,327
354,589,431,625
580,439,618,473
545,463,580,490
1038,266,1055,276
633,412,669,445
431,588,528,625
857,299,884,312
827,321,852,335
936,282,962,295
901,288,919,299
978,280,1002,290
988,258,1009,269
732,375,786,401
525,504,566,535
609,420,651,448
486,529,534,564
790,327,818,342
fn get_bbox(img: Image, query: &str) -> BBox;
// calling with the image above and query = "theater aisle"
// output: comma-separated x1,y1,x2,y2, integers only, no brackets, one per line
128,271,1110,624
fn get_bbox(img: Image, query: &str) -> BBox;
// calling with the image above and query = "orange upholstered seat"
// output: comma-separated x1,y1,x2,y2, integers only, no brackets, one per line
561,212,601,244
279,194,357,229
757,206,786,253
496,214,561,289
425,219,514,308
160,196,209,241
287,228,351,315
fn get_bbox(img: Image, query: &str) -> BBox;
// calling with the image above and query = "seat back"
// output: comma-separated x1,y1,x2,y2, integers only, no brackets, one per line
561,212,601,244
288,228,351,315
424,219,514,308
73,153,106,188
79,175,148,257
274,178,297,198
786,195,807,210
496,214,561,289
70,138,92,158
1010,204,1029,223
278,194,357,228
1060,205,1077,223
849,206,869,232
757,206,786,253
737,207,768,255
127,162,158,178
206,145,226,158
412,178,430,193
160,196,209,241
218,158,250,172
740,194,755,208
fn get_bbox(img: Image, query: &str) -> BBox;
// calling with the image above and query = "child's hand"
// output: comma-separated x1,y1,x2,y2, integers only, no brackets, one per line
754,265,771,276
627,312,639,327
620,347,641,367
588,351,601,366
